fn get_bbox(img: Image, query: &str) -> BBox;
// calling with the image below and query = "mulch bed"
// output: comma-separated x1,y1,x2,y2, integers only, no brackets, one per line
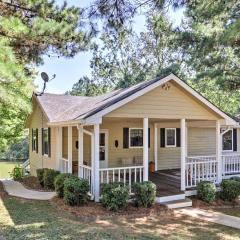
191,196,240,210
51,196,172,220
0,181,8,199
20,176,49,192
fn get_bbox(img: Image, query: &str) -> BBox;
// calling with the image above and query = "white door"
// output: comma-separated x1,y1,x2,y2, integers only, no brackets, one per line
99,130,108,168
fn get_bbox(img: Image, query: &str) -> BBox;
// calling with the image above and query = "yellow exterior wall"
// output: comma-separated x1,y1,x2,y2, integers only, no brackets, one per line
106,81,219,120
28,103,57,176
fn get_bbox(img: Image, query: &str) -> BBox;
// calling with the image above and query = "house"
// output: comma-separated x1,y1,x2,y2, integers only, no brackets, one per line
26,73,240,203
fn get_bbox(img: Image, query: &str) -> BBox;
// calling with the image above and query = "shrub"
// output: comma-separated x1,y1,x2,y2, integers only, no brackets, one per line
197,181,216,203
230,176,240,182
101,183,129,211
221,179,240,201
10,166,23,181
36,168,48,186
54,173,77,198
43,169,60,189
133,181,156,207
63,178,89,206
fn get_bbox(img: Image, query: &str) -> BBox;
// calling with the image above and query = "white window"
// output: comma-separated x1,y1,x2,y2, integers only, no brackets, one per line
129,128,143,148
32,129,37,151
165,128,176,147
43,128,49,155
222,129,233,151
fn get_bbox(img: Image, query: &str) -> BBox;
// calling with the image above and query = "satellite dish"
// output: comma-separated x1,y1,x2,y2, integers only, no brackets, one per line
41,72,49,82
37,72,56,96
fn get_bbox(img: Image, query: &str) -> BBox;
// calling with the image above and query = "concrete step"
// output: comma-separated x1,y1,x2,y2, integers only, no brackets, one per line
162,198,192,209
156,193,185,203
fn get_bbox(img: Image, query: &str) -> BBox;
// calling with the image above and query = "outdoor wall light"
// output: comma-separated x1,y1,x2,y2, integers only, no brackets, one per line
115,140,119,148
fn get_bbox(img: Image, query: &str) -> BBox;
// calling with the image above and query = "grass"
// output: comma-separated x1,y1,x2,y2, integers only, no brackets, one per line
0,196,240,240
0,161,21,179
216,207,240,218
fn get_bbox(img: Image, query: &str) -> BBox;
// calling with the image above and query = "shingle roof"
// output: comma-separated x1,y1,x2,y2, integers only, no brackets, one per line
35,75,168,123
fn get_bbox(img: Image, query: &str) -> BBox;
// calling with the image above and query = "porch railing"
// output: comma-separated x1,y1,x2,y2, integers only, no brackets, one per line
185,155,218,188
99,165,144,192
60,158,68,173
222,154,240,176
79,164,93,195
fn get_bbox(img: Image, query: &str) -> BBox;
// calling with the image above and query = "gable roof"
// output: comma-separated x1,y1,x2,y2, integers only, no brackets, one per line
32,73,237,125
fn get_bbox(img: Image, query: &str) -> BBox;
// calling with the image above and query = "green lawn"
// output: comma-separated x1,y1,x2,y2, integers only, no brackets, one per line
0,196,240,240
0,161,21,179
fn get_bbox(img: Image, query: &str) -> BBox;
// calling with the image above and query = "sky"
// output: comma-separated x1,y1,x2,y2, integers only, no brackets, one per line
35,1,184,94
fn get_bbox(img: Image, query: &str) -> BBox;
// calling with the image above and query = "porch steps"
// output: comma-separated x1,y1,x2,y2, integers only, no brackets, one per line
162,198,192,209
156,193,185,203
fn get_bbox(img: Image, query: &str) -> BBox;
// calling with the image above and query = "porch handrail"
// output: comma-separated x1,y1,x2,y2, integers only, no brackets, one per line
222,154,240,175
60,157,68,173
79,164,93,195
99,165,144,193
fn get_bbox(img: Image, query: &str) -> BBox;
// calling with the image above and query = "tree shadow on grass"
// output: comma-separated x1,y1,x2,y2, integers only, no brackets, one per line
1,196,240,240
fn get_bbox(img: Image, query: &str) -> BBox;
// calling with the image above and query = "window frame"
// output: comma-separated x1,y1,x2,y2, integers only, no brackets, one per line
32,128,37,152
222,129,233,152
165,128,176,147
43,128,49,156
129,128,144,148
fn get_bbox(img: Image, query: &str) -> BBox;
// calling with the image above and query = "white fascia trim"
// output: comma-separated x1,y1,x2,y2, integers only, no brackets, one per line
83,73,237,125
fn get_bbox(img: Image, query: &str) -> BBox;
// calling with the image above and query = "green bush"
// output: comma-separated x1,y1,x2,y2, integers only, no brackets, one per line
221,179,240,201
43,169,60,189
101,183,129,211
36,168,48,186
133,181,156,207
10,166,23,181
54,173,78,198
197,181,216,203
63,178,89,206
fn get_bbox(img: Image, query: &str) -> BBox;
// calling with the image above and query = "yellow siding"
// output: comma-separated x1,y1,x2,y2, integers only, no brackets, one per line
188,128,216,156
106,81,219,120
29,103,57,176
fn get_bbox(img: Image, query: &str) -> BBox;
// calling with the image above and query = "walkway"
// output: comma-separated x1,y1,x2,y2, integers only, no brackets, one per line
1,179,56,200
176,207,240,230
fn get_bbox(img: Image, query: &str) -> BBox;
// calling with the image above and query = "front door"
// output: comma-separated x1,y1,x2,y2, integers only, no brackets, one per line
99,130,108,168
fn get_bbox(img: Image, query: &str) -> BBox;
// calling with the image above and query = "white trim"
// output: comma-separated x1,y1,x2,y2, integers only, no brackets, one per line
154,123,158,171
42,128,50,156
222,129,233,152
67,126,72,174
83,74,237,126
180,119,186,191
99,129,109,168
143,118,149,181
78,126,84,178
129,128,144,148
216,120,222,183
165,128,176,147
94,124,100,202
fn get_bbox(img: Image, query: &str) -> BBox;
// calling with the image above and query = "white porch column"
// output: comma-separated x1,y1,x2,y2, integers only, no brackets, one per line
180,119,186,191
143,118,149,181
57,127,62,172
68,126,72,174
154,123,158,171
94,124,100,202
78,125,84,178
216,120,222,183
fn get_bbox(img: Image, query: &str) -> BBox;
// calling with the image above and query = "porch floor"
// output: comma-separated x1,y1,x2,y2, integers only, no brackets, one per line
149,169,184,197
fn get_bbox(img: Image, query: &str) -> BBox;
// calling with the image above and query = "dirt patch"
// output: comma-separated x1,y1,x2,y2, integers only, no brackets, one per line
20,176,48,192
51,196,172,221
191,196,240,209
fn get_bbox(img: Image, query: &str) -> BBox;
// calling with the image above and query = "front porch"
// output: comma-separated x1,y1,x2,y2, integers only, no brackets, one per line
56,118,240,202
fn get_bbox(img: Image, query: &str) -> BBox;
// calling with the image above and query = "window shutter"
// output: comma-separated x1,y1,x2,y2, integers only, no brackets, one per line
148,128,150,148
42,128,44,155
36,129,38,153
233,128,237,151
123,128,129,149
160,128,165,147
32,129,34,152
176,128,181,147
48,127,51,157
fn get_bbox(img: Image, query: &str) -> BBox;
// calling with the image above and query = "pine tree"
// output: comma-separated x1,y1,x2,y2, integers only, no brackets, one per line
0,0,91,150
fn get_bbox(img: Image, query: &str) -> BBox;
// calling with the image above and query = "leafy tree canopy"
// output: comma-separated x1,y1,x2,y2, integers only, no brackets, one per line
0,0,92,150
